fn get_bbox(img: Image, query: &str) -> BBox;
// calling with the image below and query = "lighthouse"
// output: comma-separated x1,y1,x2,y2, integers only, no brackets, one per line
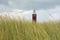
32,9,37,22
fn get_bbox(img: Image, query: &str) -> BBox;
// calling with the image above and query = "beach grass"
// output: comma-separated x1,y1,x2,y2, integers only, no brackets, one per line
0,16,60,40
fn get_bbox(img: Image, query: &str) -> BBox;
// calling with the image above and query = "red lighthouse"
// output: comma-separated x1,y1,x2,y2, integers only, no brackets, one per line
32,10,37,22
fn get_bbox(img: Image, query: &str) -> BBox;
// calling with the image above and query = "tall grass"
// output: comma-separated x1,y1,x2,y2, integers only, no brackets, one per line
0,15,60,40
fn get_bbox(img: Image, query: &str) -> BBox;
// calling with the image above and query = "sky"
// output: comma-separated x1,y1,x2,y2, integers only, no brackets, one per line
0,0,60,22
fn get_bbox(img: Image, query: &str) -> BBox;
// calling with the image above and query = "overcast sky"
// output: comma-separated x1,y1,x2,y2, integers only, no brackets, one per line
0,0,60,22
0,0,60,10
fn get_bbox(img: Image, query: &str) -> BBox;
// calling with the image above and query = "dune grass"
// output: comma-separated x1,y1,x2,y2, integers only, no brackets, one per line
0,16,60,40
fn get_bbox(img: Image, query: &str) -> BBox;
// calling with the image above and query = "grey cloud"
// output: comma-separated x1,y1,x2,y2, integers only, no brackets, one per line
0,4,12,12
0,0,60,10
0,0,8,5
8,0,60,10
0,0,13,12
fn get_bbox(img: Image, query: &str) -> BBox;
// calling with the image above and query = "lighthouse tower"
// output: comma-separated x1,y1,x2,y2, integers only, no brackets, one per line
32,9,37,22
